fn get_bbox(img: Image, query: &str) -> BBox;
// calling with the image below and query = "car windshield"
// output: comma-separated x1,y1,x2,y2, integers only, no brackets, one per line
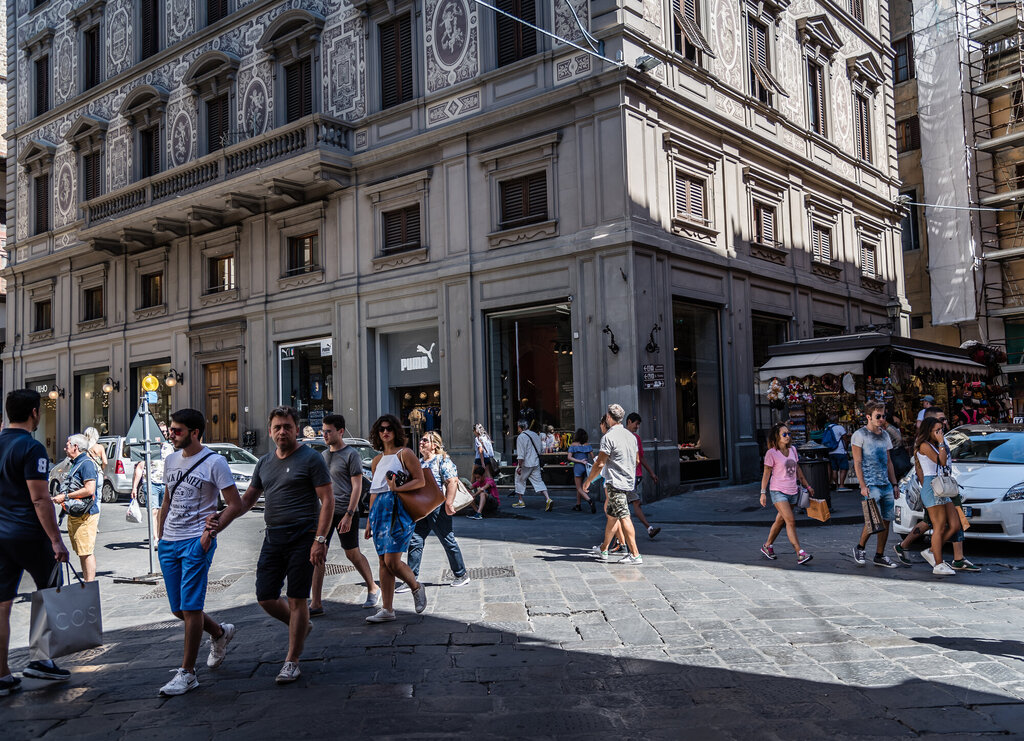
350,444,376,467
214,447,259,464
947,431,1024,464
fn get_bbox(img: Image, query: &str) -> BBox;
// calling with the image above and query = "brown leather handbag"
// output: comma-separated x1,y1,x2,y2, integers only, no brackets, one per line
395,455,445,522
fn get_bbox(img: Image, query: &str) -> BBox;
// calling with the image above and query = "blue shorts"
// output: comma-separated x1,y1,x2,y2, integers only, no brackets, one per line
770,490,798,506
920,476,952,509
158,536,217,613
829,454,849,471
866,484,895,522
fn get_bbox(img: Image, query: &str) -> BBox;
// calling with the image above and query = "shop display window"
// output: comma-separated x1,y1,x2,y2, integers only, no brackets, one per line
29,379,58,461
673,301,724,480
132,362,172,430
487,303,574,459
279,338,333,435
76,370,111,434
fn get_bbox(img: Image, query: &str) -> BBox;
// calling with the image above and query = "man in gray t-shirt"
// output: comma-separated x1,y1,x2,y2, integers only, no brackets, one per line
310,414,380,615
583,404,641,565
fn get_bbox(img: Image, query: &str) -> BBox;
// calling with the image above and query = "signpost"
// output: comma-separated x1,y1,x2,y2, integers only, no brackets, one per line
641,363,665,390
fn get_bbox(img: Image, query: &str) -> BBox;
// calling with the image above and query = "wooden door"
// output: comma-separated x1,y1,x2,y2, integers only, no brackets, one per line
204,361,239,443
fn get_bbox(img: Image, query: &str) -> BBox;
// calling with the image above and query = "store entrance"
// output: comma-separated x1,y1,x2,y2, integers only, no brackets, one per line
395,385,441,448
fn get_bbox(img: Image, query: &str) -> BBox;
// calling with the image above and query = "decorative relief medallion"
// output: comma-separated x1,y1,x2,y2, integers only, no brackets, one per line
714,0,740,88
425,0,477,94
170,110,195,167
554,53,592,85
426,89,481,127
168,0,193,44
56,161,75,222
16,171,29,241
108,127,130,191
55,33,75,104
242,76,269,136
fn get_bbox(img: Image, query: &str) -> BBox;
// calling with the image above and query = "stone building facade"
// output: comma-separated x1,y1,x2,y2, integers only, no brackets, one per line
4,0,903,487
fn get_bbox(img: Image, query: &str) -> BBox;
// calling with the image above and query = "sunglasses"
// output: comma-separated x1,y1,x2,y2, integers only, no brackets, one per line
378,425,394,433
780,432,790,437
419,438,431,444
167,427,190,437
872,414,884,419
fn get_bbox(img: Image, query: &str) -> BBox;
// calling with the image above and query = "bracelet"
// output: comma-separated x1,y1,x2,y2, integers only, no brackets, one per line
344,511,356,516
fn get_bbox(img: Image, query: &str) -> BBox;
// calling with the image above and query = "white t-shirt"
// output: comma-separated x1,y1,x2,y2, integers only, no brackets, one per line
516,430,543,467
829,424,847,455
599,424,638,491
161,447,236,542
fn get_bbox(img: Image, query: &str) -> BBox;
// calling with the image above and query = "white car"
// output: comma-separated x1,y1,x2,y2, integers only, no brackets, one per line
893,425,1024,542
206,442,259,498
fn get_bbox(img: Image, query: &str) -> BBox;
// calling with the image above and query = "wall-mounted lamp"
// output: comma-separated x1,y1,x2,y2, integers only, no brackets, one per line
635,55,662,73
602,325,620,355
165,369,184,387
102,376,120,394
645,323,661,354
48,386,66,400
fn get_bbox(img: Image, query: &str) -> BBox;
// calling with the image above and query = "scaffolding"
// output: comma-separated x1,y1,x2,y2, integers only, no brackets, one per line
963,0,1024,318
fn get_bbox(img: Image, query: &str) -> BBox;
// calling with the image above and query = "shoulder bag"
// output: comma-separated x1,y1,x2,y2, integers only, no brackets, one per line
928,445,960,498
437,455,475,512
60,458,96,517
394,450,445,522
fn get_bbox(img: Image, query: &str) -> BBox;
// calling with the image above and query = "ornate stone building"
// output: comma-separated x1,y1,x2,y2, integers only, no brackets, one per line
5,0,903,486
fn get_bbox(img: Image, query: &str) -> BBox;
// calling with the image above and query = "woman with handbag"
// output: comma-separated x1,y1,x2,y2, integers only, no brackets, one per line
401,431,470,590
912,417,956,576
758,423,814,565
363,415,428,624
567,428,596,513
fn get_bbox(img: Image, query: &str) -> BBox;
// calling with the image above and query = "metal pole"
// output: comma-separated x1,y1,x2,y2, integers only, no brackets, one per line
141,396,156,575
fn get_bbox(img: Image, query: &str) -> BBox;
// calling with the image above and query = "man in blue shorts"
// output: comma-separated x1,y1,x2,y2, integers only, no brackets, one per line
156,408,242,696
0,389,71,696
851,401,899,569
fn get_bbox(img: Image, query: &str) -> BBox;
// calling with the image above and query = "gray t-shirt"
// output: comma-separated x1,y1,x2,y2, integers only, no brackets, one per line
599,424,638,491
851,426,893,487
252,444,331,529
322,445,363,511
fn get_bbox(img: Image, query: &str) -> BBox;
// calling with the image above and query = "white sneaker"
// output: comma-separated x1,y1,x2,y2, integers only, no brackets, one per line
921,549,937,567
933,562,956,576
413,584,428,613
365,608,396,624
159,668,199,696
450,575,471,588
206,623,235,668
617,554,643,565
275,661,301,684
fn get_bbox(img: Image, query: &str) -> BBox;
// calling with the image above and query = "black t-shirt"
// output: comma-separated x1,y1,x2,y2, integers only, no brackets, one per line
252,444,331,529
0,429,51,539
322,446,363,511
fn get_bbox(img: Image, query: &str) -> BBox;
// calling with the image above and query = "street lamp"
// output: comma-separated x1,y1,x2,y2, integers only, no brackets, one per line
164,368,184,387
102,376,120,393
48,386,65,400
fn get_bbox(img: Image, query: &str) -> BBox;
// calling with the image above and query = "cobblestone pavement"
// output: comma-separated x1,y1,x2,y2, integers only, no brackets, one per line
6,497,1024,740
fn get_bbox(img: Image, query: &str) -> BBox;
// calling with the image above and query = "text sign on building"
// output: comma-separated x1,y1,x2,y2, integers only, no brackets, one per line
386,329,441,386
641,363,665,390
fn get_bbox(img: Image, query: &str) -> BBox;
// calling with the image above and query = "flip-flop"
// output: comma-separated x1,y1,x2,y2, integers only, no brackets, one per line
309,607,325,617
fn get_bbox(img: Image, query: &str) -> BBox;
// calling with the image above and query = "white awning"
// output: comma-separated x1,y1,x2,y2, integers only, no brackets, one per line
898,349,987,375
758,348,874,379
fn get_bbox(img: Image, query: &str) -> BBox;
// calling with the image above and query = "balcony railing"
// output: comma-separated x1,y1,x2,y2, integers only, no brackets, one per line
84,115,351,228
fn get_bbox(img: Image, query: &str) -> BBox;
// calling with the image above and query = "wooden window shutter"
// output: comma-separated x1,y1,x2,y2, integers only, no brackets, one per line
208,0,228,25
809,63,825,135
84,28,101,89
496,0,535,66
907,34,915,78
404,205,420,247
285,59,311,122
527,171,547,220
500,178,524,226
756,204,774,244
855,95,872,161
689,178,704,221
35,174,50,234
519,0,537,58
140,0,159,59
496,0,517,66
383,210,403,251
820,227,831,261
83,152,101,201
382,206,420,252
861,243,875,276
380,19,408,109
36,56,49,115
399,15,413,104
207,95,229,151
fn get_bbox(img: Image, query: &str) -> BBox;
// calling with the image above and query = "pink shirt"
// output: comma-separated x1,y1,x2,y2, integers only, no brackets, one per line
764,446,799,495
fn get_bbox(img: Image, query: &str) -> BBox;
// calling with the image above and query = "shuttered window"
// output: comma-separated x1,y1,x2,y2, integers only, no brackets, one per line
808,61,826,136
83,152,101,201
139,127,161,179
496,0,537,67
811,224,832,263
850,0,865,24
672,0,713,63
285,57,313,122
35,55,50,116
141,273,163,308
382,205,421,253
754,202,775,245
893,35,914,83
140,0,160,60
746,18,787,105
854,94,872,162
380,16,413,109
860,242,876,277
287,233,319,274
84,28,101,90
34,300,52,332
896,116,920,153
207,94,230,152
34,174,50,235
499,172,547,228
207,0,228,25
674,171,706,223
83,286,104,321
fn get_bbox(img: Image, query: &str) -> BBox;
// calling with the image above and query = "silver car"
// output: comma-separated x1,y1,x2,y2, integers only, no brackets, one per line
206,442,259,501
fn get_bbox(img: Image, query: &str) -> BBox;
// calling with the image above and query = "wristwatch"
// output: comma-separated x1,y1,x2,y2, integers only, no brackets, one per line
314,535,327,544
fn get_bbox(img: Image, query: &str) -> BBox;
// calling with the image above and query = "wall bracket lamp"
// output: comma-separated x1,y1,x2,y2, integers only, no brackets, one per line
602,325,620,355
165,369,184,387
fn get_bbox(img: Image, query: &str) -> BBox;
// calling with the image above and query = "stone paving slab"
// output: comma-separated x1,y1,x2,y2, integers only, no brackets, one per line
4,496,1024,738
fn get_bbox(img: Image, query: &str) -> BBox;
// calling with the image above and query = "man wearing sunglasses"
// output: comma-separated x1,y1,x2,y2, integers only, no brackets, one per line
851,401,899,568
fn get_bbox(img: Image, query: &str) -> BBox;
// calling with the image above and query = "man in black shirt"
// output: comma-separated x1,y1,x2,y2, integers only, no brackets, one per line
0,390,71,695
211,406,332,685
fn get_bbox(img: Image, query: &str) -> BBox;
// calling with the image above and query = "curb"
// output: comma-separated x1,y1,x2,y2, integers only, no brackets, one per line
654,515,865,527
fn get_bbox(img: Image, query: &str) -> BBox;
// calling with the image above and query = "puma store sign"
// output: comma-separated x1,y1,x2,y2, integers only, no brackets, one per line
387,329,441,385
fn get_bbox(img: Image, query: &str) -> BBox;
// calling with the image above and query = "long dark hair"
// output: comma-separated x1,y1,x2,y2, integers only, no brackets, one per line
914,417,943,453
768,423,790,452
369,414,407,450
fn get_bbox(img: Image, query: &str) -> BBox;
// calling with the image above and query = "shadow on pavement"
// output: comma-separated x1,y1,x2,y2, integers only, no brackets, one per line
913,636,1024,663
3,601,1022,740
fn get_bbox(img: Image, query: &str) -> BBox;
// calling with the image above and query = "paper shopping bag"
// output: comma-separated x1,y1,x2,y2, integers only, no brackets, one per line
861,497,887,534
29,564,103,660
807,497,830,523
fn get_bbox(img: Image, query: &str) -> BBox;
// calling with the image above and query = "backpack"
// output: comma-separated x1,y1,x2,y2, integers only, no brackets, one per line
822,425,840,452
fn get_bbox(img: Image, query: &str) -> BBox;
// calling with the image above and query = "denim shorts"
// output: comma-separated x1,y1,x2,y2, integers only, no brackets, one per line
769,490,798,506
866,484,895,522
920,475,952,509
829,454,849,471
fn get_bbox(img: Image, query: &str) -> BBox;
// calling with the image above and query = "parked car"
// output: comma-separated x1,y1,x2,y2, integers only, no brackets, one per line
297,437,374,513
206,442,259,504
893,424,1024,542
48,457,72,497
98,435,168,503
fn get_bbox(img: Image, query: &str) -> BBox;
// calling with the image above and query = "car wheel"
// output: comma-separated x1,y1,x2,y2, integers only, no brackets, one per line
101,481,117,503
136,486,148,508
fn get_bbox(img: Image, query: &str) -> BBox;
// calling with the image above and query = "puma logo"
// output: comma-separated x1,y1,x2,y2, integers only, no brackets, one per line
416,343,436,363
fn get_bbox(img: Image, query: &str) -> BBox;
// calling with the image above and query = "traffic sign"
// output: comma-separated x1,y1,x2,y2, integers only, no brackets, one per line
641,364,664,374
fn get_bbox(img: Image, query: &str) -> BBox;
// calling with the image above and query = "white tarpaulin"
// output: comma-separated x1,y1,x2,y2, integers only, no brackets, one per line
914,0,979,326
758,349,874,380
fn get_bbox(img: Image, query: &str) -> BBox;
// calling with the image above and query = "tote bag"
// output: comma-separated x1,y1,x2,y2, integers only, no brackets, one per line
29,563,103,660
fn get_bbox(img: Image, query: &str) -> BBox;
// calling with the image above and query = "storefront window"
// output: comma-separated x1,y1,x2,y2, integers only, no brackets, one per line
29,380,58,461
384,329,441,446
753,315,789,447
279,338,333,435
133,362,172,429
487,303,574,459
674,301,724,480
76,371,111,435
